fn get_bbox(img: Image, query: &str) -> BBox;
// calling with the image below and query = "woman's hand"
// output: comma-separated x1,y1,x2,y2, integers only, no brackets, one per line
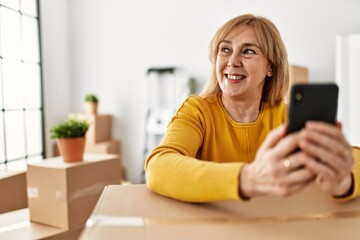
299,121,354,197
240,124,316,198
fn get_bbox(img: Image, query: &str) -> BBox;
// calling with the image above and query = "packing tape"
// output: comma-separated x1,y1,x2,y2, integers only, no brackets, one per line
53,181,116,202
68,182,114,202
86,215,145,227
27,187,39,198
84,210,360,228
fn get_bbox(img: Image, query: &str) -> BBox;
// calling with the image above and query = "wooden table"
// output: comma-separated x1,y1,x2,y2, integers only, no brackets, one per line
80,184,360,240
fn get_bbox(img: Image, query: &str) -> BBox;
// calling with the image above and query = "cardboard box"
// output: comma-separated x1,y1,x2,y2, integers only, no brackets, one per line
53,141,60,157
0,170,27,214
80,184,360,240
68,113,112,144
285,65,309,103
86,139,121,154
0,209,83,240
52,142,124,182
27,153,122,230
86,114,112,143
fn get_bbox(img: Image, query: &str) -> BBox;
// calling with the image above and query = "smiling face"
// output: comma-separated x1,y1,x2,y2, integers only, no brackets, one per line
216,24,272,103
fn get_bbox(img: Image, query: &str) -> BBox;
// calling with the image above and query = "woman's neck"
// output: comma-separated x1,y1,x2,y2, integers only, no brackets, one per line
220,94,262,123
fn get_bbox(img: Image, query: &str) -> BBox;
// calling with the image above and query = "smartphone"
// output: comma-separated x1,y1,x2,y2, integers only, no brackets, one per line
286,83,339,134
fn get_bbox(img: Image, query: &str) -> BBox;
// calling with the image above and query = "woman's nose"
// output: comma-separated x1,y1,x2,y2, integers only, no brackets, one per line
227,54,242,67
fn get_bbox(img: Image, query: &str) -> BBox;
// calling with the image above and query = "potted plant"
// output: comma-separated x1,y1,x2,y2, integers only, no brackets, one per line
50,119,89,162
84,94,99,115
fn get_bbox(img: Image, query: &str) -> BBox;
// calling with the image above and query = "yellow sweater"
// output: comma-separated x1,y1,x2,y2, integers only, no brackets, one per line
145,94,360,202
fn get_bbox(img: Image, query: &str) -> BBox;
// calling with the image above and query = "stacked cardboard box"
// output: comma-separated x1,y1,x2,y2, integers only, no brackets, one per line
26,153,122,230
57,113,122,156
285,65,309,103
85,113,121,155
0,170,27,214
0,153,121,239
53,112,126,181
0,209,83,240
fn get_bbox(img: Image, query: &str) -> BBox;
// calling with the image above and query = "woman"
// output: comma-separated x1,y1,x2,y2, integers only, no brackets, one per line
145,14,359,202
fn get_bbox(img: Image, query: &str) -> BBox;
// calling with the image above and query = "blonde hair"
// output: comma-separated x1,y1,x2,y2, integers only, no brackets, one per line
201,14,289,106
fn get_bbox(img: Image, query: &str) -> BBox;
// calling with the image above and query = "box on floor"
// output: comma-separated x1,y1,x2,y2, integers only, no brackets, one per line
285,64,309,103
0,209,82,240
0,170,27,214
27,153,122,230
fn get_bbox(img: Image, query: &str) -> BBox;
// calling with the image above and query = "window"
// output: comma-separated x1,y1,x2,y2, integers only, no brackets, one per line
0,0,44,170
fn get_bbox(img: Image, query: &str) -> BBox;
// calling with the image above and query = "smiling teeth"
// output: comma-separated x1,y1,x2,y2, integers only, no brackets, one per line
227,74,244,80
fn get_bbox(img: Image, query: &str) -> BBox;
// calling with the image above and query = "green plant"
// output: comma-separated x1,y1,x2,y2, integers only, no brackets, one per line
85,94,99,103
50,119,89,139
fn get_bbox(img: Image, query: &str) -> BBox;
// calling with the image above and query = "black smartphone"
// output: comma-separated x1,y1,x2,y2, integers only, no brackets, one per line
286,83,339,135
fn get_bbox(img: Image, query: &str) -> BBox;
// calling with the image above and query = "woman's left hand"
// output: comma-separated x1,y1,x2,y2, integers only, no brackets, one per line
299,121,354,197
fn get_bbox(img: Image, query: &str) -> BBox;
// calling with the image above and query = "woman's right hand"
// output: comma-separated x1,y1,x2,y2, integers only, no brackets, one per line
239,124,316,199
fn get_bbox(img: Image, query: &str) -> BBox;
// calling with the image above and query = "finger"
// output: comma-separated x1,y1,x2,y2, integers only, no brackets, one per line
306,121,348,145
336,121,342,130
275,177,313,197
299,133,353,174
300,125,353,167
301,141,346,174
303,157,339,179
286,168,316,185
283,152,316,172
301,128,348,158
271,132,300,158
260,124,286,151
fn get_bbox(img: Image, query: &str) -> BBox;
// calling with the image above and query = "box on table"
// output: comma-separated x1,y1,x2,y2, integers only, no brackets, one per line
0,170,27,214
86,139,121,154
285,64,309,103
79,184,360,240
86,114,112,144
27,153,122,230
53,141,60,157
68,113,112,144
0,209,83,240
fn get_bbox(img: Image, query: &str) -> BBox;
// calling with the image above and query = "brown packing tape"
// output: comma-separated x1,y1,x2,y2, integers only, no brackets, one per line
85,210,360,228
28,184,106,202
54,181,116,203
67,182,115,202
29,184,107,202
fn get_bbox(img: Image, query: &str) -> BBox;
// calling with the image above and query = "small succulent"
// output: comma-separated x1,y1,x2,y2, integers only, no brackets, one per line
85,94,99,103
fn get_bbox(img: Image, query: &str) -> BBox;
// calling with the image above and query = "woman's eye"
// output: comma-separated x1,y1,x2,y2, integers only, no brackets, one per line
220,47,231,53
243,48,255,54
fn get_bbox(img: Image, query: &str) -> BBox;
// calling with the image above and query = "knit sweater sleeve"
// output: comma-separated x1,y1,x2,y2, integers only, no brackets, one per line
144,96,244,202
335,146,360,201
351,147,360,198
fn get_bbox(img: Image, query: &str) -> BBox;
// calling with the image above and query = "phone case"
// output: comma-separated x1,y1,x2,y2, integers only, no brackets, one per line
286,83,339,134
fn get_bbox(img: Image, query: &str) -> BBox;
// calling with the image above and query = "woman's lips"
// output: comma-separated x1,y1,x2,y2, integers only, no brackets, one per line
225,73,246,82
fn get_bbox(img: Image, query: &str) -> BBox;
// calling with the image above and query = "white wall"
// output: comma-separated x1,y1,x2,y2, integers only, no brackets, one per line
39,0,71,159
40,0,360,183
336,34,360,146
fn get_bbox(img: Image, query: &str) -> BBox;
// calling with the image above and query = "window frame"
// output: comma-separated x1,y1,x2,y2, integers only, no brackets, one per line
0,0,45,169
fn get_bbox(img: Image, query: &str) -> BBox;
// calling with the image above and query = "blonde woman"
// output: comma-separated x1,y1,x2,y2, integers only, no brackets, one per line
145,14,359,202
